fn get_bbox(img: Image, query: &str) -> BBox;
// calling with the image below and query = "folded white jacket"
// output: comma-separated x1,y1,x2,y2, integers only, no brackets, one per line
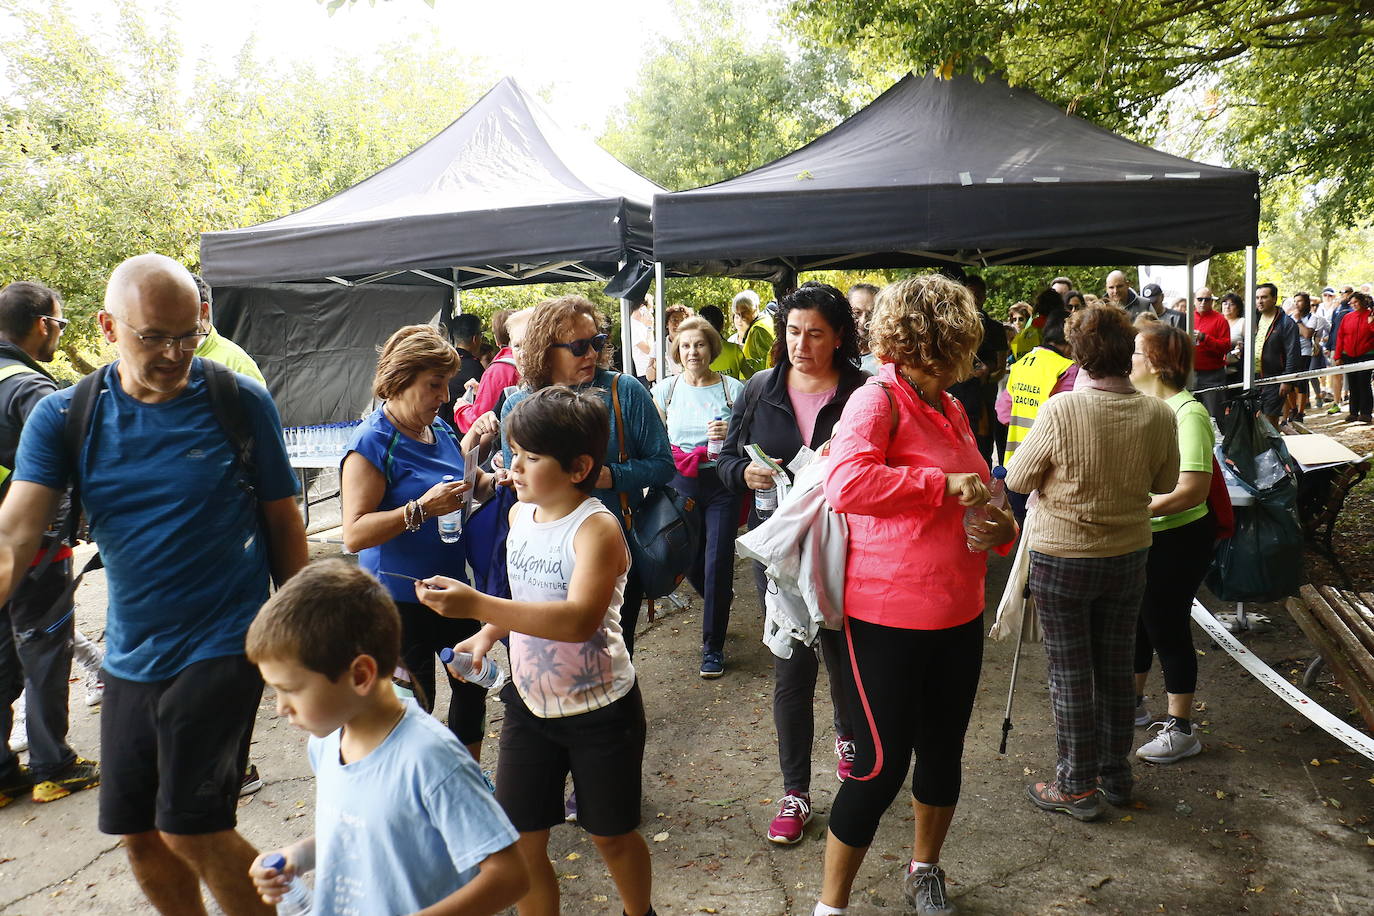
736,456,848,659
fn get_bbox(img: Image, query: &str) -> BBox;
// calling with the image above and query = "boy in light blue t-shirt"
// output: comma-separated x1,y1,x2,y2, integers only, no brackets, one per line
245,560,527,916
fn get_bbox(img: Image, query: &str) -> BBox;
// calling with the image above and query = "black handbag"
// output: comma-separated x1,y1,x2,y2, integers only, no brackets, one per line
609,373,703,599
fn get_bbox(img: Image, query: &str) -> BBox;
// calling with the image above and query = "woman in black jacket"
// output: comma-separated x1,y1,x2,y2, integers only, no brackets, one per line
718,281,868,847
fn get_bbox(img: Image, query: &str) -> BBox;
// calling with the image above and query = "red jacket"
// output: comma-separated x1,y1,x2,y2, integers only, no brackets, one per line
824,363,1008,631
452,348,519,432
1193,309,1232,371
1335,307,1374,361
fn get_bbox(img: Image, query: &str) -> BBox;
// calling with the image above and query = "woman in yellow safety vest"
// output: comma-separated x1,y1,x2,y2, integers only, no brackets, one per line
996,310,1075,520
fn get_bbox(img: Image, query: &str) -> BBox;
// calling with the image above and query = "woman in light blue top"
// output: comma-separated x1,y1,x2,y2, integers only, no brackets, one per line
652,317,744,678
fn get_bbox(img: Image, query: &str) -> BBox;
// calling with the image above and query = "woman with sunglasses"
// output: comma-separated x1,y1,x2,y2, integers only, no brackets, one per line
499,296,673,656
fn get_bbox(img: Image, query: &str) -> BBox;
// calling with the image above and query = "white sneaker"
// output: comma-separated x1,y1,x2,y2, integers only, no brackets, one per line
1136,720,1202,764
84,672,104,707
8,705,27,755
1134,701,1152,728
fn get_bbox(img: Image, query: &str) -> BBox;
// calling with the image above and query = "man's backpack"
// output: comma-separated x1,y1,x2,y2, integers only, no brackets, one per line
29,360,266,636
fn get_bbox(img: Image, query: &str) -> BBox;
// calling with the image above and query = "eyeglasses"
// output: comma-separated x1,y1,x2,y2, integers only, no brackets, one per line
1195,296,1215,302
109,313,207,353
551,334,608,357
42,315,70,334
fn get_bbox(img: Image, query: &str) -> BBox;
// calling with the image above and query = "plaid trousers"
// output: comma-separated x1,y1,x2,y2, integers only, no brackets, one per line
1029,549,1147,796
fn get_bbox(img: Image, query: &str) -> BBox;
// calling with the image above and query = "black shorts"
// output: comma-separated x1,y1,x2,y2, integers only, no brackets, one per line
98,654,262,836
494,680,645,837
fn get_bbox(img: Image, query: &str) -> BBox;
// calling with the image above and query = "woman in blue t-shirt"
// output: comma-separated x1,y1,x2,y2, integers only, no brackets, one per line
651,317,744,679
341,325,496,759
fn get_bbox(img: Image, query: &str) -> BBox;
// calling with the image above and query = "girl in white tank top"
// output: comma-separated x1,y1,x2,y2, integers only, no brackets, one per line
506,498,634,718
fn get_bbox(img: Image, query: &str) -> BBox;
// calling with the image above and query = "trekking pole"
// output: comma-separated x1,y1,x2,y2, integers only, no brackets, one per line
999,602,1032,755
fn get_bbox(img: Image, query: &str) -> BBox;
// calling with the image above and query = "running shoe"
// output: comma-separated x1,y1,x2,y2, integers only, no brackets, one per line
0,763,33,808
1134,700,1152,728
903,862,957,915
835,735,856,782
699,648,724,679
31,756,99,803
84,671,104,707
1136,720,1202,764
239,764,264,797
1026,781,1103,822
766,791,812,845
564,791,578,823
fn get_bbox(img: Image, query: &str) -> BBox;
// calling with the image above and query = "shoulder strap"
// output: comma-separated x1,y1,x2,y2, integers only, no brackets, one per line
664,374,681,409
0,362,37,384
28,365,113,583
609,373,631,530
873,381,899,435
723,376,734,409
202,359,257,496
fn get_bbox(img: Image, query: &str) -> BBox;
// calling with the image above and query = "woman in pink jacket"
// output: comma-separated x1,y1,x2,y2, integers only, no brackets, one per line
815,275,1015,916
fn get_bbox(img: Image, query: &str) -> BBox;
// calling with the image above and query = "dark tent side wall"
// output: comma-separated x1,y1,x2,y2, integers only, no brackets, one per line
212,283,449,427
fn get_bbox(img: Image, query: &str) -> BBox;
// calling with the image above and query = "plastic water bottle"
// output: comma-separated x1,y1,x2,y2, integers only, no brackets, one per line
706,415,725,460
261,853,311,915
754,484,778,519
439,648,507,691
438,475,462,543
963,466,1009,551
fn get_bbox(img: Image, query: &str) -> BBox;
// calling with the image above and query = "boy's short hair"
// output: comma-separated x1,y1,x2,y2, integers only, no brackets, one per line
246,559,400,680
505,386,609,493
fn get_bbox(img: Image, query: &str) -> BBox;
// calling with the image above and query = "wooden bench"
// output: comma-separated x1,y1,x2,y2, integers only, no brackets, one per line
1286,585,1374,732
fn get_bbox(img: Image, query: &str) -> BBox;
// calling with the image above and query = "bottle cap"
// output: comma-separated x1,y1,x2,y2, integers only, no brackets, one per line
263,853,286,871
442,474,455,482
439,648,454,664
992,465,1008,479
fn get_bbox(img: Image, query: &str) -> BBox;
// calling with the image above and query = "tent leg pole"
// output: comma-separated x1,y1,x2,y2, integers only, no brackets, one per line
654,263,666,383
1185,256,1194,335
1243,245,1256,392
619,261,633,376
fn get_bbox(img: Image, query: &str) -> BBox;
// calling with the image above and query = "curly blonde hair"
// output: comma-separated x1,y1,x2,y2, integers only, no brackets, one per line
869,275,983,382
372,325,460,400
518,296,611,390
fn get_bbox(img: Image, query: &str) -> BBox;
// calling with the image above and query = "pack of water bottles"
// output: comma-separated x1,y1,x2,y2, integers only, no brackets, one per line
282,420,363,460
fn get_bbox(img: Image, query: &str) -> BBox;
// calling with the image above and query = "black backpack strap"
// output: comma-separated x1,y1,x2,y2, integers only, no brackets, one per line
26,365,109,584
202,359,256,496
20,364,110,629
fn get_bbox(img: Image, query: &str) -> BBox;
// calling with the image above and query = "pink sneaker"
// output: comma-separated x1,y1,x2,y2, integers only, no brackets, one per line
766,791,812,845
835,736,856,782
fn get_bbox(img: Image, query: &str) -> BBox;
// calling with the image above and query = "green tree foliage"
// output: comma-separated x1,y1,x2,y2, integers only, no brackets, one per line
0,0,490,370
601,30,857,191
789,0,1374,223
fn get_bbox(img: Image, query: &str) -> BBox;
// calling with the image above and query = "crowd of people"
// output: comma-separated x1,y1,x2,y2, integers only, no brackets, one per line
0,255,1371,916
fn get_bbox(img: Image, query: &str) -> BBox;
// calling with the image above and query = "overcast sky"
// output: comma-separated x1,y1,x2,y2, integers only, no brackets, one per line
2,0,778,132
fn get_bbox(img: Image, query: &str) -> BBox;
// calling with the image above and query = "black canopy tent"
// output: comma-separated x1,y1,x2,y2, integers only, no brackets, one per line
199,77,663,425
651,70,1260,281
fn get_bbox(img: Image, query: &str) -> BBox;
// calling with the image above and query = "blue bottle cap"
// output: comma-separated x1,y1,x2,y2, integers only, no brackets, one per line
992,465,1008,480
439,647,455,664
263,853,286,871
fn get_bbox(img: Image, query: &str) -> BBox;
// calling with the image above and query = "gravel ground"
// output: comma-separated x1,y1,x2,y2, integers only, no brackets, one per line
2,416,1372,915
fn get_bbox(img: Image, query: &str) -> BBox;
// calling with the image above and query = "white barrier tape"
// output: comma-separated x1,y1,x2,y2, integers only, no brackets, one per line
1191,600,1374,761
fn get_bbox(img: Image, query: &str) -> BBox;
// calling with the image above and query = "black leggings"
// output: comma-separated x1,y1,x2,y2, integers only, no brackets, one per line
1134,512,1216,694
827,615,983,848
396,602,486,745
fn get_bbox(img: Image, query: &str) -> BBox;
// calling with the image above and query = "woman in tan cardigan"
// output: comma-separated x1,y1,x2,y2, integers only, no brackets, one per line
1006,305,1179,822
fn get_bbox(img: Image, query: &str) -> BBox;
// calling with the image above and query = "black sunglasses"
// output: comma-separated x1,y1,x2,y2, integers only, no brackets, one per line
552,334,609,357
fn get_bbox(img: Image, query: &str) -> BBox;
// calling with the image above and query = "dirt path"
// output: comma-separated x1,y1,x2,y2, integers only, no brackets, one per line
3,444,1373,913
